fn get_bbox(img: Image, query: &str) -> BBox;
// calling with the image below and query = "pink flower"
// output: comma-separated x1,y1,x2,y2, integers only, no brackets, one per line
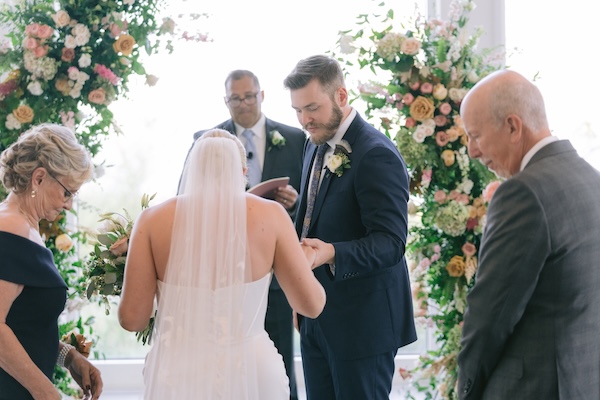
403,93,415,105
421,168,432,187
88,88,106,104
462,242,477,257
25,23,40,37
448,190,459,200
94,64,121,85
420,82,433,94
434,190,447,203
60,111,75,130
435,131,450,147
33,45,48,58
398,367,412,380
405,117,416,128
61,47,75,62
466,217,479,230
439,102,452,115
457,194,470,205
434,114,447,127
483,180,502,203
430,253,440,262
109,236,129,256
37,25,54,39
409,81,420,91
24,37,38,50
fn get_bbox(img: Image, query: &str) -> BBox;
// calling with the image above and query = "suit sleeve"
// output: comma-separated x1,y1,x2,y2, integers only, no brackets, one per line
457,178,550,399
333,145,409,276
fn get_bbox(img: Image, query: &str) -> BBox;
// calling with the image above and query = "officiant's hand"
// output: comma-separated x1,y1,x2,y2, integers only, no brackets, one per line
275,185,298,210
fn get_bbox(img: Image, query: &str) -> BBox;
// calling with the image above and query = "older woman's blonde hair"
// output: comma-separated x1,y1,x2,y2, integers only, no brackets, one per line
0,123,93,194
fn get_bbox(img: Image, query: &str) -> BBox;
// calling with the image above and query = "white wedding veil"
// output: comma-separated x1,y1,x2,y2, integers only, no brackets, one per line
143,129,260,399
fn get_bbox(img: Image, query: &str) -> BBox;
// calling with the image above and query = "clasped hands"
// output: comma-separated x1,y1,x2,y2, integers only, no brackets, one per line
301,238,335,269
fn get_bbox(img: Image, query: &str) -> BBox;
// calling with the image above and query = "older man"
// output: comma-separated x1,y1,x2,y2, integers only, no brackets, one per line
458,70,600,400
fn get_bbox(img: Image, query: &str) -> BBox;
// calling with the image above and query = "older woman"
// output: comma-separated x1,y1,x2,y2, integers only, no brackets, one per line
0,124,102,399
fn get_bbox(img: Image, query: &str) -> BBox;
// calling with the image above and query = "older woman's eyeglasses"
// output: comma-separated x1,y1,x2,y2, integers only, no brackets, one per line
49,173,77,200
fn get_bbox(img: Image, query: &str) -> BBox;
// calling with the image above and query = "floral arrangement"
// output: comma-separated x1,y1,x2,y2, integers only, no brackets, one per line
333,1,504,398
84,193,155,344
326,139,352,177
268,129,286,151
0,0,208,157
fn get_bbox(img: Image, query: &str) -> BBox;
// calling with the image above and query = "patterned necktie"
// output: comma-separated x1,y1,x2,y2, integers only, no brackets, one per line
301,144,328,239
242,129,261,188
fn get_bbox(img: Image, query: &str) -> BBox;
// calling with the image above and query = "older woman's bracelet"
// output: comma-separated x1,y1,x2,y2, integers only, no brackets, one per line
57,344,75,368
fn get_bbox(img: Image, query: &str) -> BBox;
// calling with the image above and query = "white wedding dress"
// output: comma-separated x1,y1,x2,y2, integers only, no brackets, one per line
142,274,289,399
140,133,289,399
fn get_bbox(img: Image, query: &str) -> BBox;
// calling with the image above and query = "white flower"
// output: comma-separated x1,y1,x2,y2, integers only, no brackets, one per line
123,0,135,4
376,32,405,61
339,34,356,54
78,54,91,68
268,130,286,150
412,129,427,143
159,17,176,35
422,118,436,130
27,81,43,95
64,35,77,49
5,114,21,130
327,154,343,172
467,70,479,83
52,10,71,28
415,124,434,138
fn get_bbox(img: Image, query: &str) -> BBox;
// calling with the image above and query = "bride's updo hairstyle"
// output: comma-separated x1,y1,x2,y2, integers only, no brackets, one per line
201,128,247,169
0,123,93,194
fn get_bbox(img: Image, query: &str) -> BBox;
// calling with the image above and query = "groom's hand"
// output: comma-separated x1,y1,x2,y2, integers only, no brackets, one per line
301,238,335,267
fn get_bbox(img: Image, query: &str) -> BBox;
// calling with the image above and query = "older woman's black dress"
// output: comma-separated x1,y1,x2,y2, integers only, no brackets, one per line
0,231,67,399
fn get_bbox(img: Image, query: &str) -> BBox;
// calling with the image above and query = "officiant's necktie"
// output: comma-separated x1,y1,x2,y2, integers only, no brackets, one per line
301,144,328,239
242,129,261,188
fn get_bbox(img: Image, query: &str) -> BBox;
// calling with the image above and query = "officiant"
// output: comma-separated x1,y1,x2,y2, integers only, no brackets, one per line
178,69,306,400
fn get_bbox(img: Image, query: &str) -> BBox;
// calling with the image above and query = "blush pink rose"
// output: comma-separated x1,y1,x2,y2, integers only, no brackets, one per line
434,190,447,203
88,88,106,104
405,117,416,128
456,193,470,205
439,102,452,115
24,37,38,50
25,23,40,37
33,45,48,58
434,115,447,127
462,242,477,257
420,82,433,94
109,236,129,256
448,190,459,200
435,131,450,147
61,47,75,62
402,92,415,105
483,180,502,202
37,25,54,39
409,81,420,91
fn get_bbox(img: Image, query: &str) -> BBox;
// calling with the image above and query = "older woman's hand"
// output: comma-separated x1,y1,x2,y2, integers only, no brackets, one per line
66,352,103,400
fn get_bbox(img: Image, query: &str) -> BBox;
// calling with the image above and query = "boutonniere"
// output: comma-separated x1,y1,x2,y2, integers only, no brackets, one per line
268,129,286,151
326,140,352,177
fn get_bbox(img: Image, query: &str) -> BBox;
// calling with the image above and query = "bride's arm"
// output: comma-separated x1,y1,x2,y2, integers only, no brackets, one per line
272,204,326,319
118,208,158,332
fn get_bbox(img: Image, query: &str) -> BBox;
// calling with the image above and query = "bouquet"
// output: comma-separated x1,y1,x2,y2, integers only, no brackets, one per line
334,1,504,398
85,193,156,344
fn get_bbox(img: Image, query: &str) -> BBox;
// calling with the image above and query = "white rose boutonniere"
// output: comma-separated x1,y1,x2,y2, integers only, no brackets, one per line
268,129,286,151
326,139,352,177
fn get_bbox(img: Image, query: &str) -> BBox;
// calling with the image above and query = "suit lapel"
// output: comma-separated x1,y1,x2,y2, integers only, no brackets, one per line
262,119,274,180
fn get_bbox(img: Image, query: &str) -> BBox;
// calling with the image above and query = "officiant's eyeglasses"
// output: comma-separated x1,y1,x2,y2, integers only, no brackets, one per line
226,93,259,107
49,173,77,200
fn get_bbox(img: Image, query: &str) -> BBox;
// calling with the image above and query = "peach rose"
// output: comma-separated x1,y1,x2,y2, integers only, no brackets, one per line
409,96,435,121
24,37,38,50
52,10,71,28
441,149,455,167
55,77,70,95
13,105,34,123
461,242,477,257
483,180,502,203
112,34,135,56
434,190,447,203
109,235,129,256
400,37,421,55
37,25,54,39
432,83,448,100
446,255,466,277
88,88,106,105
33,45,48,58
55,233,74,252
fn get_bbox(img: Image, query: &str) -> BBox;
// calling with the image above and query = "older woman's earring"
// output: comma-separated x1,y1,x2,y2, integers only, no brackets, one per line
31,190,36,198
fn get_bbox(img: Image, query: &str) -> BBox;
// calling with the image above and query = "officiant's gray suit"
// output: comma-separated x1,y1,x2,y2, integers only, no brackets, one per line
458,140,600,400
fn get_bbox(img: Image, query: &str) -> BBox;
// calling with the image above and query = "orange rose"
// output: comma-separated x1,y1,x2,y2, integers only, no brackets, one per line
441,149,455,167
55,77,70,95
88,88,106,105
446,255,466,277
112,34,136,56
13,105,34,123
409,95,435,121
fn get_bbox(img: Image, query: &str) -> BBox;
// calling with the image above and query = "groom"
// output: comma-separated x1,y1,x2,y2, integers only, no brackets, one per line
180,69,306,399
284,55,417,399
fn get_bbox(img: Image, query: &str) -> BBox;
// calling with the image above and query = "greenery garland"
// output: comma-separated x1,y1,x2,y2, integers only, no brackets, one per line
333,1,504,398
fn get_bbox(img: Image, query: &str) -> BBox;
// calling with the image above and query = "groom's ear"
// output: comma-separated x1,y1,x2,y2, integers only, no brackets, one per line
336,87,349,107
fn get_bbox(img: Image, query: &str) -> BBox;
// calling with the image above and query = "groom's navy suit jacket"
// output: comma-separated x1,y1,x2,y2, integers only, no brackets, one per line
295,113,417,360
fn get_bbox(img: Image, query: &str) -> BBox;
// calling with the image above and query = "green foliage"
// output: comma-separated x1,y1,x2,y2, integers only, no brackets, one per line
333,1,504,398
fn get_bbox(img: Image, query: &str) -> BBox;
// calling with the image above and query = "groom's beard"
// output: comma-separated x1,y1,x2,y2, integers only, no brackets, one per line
308,103,343,145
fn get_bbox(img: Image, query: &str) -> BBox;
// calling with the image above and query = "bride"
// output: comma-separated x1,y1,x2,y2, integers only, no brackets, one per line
118,128,326,399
